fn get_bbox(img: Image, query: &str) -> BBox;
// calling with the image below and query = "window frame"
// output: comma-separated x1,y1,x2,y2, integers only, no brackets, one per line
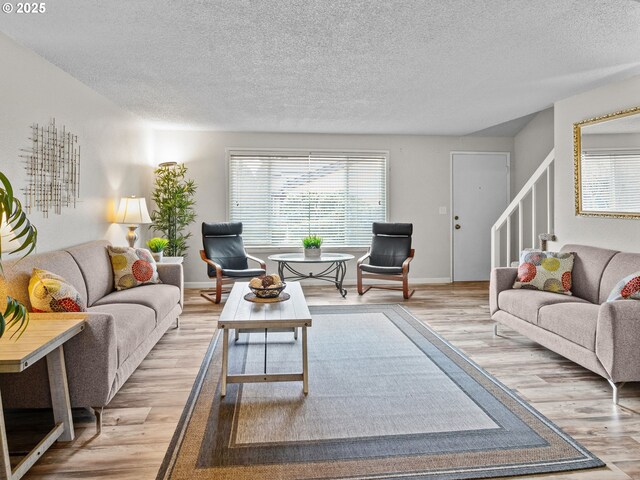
225,147,390,250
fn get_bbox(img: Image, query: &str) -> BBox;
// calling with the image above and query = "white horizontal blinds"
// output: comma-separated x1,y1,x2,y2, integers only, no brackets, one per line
229,151,387,246
581,150,640,213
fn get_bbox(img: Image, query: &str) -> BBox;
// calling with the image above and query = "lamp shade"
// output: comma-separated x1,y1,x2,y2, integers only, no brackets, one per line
115,196,152,225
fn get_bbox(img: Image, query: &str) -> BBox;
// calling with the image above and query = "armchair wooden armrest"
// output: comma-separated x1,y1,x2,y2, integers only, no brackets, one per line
200,250,223,278
402,249,415,274
357,250,371,267
246,253,267,270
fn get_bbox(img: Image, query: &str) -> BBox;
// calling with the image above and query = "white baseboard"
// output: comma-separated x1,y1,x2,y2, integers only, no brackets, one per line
184,277,451,289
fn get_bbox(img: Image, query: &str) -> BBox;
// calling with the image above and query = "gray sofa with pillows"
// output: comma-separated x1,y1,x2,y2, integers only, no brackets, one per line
490,244,640,404
0,240,183,430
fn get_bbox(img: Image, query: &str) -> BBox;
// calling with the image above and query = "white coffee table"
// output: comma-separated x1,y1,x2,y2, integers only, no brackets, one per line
217,282,312,396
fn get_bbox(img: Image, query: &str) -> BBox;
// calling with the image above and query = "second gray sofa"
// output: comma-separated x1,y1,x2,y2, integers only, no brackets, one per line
490,244,640,404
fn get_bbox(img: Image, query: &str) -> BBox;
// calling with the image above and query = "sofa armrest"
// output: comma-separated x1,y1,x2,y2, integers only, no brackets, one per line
489,267,518,316
157,263,184,308
596,300,640,382
66,311,119,407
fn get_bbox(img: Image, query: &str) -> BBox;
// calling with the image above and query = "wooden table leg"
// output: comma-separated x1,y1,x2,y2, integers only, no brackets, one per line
302,326,309,395
221,328,229,397
0,391,12,480
46,346,74,442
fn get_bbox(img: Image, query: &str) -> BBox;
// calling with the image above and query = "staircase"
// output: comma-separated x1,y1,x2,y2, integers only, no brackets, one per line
491,149,555,269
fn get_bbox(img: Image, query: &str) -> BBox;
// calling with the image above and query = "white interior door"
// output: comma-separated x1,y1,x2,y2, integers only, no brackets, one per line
452,152,509,281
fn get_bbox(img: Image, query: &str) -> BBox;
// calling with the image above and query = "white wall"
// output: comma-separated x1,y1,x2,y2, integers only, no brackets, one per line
552,74,640,252
0,32,150,253
513,107,554,193
151,130,514,285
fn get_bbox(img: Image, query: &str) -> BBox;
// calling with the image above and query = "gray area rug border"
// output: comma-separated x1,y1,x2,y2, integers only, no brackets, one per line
156,304,605,480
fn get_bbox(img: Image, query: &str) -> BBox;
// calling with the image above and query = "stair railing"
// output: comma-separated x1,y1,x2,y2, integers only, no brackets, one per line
491,149,555,269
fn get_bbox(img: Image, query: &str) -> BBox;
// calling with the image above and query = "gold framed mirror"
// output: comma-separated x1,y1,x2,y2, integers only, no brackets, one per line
574,106,640,218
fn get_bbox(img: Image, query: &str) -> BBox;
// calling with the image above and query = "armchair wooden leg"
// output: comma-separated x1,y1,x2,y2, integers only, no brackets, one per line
402,275,415,299
357,268,365,295
201,288,222,304
215,278,222,303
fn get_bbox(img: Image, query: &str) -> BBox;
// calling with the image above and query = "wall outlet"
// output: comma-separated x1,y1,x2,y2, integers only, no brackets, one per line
438,206,447,215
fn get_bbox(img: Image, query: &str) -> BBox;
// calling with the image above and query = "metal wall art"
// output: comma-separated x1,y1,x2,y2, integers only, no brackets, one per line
20,118,81,217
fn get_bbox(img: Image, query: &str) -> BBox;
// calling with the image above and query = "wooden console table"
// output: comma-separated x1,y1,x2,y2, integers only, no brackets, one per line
0,315,85,480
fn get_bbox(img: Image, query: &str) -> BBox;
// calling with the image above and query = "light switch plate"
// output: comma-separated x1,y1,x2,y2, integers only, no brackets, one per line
438,206,447,215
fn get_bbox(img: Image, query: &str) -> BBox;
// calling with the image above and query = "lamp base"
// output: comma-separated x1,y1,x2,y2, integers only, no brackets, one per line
126,225,139,248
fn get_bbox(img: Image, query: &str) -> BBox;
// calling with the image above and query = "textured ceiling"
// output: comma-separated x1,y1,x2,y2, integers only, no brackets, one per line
1,1,640,135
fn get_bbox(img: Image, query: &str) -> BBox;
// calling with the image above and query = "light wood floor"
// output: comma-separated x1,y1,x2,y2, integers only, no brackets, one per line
7,283,640,479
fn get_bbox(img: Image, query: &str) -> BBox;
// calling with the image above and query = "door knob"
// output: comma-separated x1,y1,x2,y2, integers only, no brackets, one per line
455,224,461,230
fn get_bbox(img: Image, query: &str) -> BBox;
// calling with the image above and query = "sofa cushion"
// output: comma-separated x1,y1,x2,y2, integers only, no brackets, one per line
3,250,88,311
498,289,589,324
599,253,640,303
92,284,180,322
65,240,113,306
561,244,618,304
87,303,156,367
538,303,600,351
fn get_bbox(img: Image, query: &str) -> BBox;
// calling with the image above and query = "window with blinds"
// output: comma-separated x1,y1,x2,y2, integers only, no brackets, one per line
581,149,640,213
228,151,388,247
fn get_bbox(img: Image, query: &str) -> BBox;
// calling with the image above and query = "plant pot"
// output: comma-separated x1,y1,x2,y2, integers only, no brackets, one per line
151,251,164,262
162,256,184,264
304,247,321,259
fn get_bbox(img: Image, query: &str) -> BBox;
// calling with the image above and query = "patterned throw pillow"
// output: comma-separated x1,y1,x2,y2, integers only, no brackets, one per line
107,246,161,291
607,271,640,301
513,250,574,295
29,269,87,313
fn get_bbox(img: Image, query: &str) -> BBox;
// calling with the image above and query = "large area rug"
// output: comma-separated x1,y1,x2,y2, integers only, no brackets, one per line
158,304,604,480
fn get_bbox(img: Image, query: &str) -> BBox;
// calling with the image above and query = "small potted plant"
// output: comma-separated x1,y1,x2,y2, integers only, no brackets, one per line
302,235,323,259
147,237,169,262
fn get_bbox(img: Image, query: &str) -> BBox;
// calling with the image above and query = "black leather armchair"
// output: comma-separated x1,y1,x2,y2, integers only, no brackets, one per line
200,222,266,303
357,222,415,299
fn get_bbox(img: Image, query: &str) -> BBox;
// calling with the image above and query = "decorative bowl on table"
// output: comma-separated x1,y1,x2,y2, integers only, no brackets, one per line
248,274,286,298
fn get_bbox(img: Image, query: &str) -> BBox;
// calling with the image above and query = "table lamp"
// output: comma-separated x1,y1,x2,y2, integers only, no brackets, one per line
115,196,152,248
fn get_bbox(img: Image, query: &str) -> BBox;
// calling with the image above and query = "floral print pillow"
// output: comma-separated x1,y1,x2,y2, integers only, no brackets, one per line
607,271,640,302
513,250,574,295
29,268,87,312
107,246,161,291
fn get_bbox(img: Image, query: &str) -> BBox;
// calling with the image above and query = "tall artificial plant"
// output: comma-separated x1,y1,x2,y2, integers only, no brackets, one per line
149,163,197,257
0,172,38,338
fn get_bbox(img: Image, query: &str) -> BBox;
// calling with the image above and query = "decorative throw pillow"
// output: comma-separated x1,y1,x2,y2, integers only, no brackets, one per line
107,246,161,291
606,271,640,301
28,269,87,313
513,250,574,295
